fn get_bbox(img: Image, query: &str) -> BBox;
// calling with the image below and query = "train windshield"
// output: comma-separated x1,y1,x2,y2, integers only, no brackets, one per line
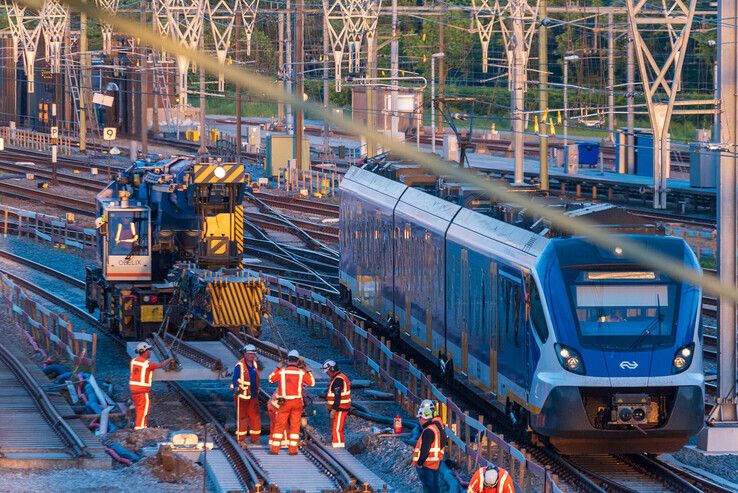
108,211,149,257
571,281,677,350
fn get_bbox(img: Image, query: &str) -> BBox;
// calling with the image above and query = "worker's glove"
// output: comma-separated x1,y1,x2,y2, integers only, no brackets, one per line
329,410,336,419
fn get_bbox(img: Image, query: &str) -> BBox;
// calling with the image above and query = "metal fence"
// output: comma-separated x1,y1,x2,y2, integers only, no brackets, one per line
0,272,96,372
261,273,565,493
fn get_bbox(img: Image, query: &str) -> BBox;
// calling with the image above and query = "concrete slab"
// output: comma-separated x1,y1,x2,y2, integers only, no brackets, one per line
249,444,336,493
696,425,738,453
204,449,245,493
127,342,225,381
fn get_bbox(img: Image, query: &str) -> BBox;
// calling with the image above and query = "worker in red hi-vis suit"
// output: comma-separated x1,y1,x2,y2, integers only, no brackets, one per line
129,342,173,430
231,344,262,446
321,359,351,448
467,465,515,493
268,349,315,455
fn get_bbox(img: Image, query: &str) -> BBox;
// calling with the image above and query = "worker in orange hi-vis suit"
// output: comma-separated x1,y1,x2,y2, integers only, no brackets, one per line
467,465,515,493
321,359,351,448
230,344,261,445
268,349,315,455
129,342,173,430
267,391,289,449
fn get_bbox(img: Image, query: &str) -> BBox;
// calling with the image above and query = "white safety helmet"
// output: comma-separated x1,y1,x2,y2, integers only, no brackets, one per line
287,349,300,359
483,466,500,487
241,344,257,354
321,360,338,373
416,399,436,419
136,342,152,355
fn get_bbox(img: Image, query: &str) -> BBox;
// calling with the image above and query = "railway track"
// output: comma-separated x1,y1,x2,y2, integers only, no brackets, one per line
0,247,372,491
0,180,96,216
253,192,340,218
564,453,732,493
0,337,91,461
0,159,108,193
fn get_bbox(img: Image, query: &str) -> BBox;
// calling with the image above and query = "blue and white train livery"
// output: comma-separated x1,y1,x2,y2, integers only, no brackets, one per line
339,166,703,454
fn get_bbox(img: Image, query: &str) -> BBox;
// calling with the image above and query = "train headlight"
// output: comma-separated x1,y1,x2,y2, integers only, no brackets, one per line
672,343,695,374
214,166,226,179
555,343,585,375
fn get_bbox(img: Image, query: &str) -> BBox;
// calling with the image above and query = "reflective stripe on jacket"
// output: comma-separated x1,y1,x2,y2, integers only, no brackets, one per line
326,372,351,410
467,467,514,493
268,364,315,399
231,359,260,399
129,356,160,394
412,420,445,470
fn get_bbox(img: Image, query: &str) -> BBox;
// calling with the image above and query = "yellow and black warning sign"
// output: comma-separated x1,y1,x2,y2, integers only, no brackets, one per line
194,164,245,184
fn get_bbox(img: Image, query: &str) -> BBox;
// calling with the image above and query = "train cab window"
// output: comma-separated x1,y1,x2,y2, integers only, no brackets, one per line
530,288,549,342
572,282,677,349
109,211,149,256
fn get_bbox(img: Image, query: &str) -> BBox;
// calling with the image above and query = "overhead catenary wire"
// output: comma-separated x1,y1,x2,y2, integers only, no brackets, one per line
29,0,738,303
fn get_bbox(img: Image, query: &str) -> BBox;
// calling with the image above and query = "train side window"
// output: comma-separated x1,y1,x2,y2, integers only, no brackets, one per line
530,288,549,343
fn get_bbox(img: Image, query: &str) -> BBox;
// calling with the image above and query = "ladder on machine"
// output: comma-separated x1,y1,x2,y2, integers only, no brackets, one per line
151,55,174,131
65,59,101,146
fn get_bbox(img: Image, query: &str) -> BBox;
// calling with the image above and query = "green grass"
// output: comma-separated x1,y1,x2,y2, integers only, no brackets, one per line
699,256,716,270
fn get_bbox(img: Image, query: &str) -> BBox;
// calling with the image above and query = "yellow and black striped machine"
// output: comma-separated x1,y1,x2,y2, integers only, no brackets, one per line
85,156,265,340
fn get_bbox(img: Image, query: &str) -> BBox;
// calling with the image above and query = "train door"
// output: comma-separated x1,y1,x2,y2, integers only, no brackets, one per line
497,268,529,397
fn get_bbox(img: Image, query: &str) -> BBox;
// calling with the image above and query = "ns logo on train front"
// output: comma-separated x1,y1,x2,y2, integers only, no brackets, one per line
339,166,703,454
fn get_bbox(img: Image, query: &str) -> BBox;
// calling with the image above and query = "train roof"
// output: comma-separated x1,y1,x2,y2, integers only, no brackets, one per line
343,166,549,267
342,165,670,270
356,161,662,237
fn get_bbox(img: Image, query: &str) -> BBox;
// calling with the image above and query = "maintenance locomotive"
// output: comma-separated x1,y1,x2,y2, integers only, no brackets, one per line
85,156,265,340
339,165,703,454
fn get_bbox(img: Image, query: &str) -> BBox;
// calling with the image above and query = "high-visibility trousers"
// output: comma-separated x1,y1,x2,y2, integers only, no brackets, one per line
268,404,289,449
131,392,151,430
330,410,348,448
235,396,262,443
270,398,302,454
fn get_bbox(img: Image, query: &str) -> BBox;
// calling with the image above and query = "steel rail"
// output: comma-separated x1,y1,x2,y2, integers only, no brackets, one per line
169,381,270,491
300,426,356,491
0,159,107,192
252,193,340,218
246,191,335,252
0,181,96,216
163,332,224,372
0,341,90,458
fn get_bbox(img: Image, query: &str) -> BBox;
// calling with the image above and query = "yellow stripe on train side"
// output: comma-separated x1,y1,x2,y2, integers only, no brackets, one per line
193,164,245,184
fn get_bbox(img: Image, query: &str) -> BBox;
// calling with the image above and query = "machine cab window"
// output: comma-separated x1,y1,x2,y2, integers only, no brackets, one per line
101,206,152,282
109,211,149,256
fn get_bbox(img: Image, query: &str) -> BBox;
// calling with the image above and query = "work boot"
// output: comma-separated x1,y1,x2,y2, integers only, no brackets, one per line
288,450,298,456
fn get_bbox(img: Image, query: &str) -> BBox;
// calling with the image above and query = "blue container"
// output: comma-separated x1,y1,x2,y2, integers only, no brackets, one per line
577,142,599,166
634,131,654,177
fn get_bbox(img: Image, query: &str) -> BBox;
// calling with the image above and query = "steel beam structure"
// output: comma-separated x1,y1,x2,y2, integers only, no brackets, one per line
94,0,120,55
698,0,738,453
472,0,498,73
497,0,539,185
40,0,70,74
208,0,238,92
625,0,696,209
5,1,42,94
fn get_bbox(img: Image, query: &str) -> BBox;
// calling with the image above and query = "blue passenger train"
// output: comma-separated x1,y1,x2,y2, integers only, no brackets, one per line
339,166,703,453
